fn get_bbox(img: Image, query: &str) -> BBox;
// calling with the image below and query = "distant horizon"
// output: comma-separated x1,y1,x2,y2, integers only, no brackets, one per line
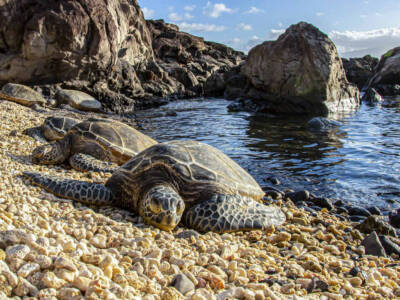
139,0,400,59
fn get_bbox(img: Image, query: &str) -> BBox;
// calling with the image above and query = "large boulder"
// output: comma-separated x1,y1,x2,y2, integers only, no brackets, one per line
241,22,359,115
368,47,400,96
342,55,379,89
0,0,153,84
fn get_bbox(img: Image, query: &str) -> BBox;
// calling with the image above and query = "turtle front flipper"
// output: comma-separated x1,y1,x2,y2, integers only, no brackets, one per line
23,126,47,143
23,172,113,206
184,194,285,233
69,154,119,173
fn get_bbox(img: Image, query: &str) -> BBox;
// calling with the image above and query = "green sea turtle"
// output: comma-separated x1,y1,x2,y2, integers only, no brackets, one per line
31,118,157,173
24,140,285,232
24,116,80,142
0,83,46,107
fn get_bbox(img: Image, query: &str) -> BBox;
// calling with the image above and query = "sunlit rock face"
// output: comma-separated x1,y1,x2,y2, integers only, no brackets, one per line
241,22,360,115
0,0,153,84
368,47,400,96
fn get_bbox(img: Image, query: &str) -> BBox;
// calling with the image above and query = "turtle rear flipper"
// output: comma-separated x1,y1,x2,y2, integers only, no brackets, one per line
184,194,285,233
69,154,119,173
23,172,113,206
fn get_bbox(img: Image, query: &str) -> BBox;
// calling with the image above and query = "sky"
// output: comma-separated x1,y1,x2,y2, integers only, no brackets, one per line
138,0,400,58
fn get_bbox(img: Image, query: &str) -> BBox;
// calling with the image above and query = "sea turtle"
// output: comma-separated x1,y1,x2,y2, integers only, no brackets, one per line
24,116,80,142
24,140,285,233
31,118,157,173
0,83,46,107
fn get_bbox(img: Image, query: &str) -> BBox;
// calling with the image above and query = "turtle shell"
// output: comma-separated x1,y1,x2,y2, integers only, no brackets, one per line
0,83,46,106
107,140,264,209
68,119,157,164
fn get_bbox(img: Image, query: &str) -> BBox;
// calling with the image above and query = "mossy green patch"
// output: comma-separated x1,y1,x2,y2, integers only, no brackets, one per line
383,49,394,59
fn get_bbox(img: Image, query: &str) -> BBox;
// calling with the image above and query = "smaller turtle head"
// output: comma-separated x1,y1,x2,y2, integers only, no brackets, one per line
42,117,65,141
32,142,66,165
140,185,185,231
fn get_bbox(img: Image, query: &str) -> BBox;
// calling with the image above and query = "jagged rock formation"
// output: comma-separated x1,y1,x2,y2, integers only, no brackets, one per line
368,47,400,96
146,20,245,98
342,55,379,89
0,1,244,112
235,22,359,115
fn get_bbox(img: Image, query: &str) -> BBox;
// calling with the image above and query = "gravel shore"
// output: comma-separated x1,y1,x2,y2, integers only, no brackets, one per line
0,100,399,299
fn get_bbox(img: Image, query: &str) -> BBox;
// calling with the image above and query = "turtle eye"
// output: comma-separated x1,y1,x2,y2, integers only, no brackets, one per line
149,198,162,214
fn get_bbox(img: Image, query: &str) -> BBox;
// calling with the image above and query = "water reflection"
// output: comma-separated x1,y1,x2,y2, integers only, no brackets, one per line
136,98,400,210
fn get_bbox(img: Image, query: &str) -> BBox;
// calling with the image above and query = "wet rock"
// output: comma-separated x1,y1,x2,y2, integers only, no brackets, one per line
368,47,400,96
379,235,400,256
389,211,400,228
264,190,283,200
307,117,341,131
56,90,102,112
311,197,334,210
285,190,310,203
347,206,371,217
342,55,379,89
267,177,281,185
241,22,359,115
361,231,386,257
171,273,195,295
336,207,348,214
362,88,383,104
350,215,367,223
356,215,397,237
367,206,382,216
335,200,345,207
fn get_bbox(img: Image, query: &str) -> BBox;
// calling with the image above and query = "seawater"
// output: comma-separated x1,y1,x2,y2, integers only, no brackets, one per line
135,98,400,212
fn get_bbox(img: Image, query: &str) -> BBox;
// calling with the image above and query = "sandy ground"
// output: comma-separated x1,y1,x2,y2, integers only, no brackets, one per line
0,100,399,299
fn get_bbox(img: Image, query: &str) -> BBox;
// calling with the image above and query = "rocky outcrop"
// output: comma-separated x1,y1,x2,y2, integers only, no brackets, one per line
361,88,383,104
237,22,359,115
146,20,245,98
342,55,379,89
368,47,400,96
0,3,244,112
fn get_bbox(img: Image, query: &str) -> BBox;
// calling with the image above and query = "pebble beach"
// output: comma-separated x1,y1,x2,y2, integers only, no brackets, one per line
0,100,400,299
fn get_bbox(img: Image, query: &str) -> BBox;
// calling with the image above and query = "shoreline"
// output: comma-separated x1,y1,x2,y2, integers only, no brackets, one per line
0,100,399,298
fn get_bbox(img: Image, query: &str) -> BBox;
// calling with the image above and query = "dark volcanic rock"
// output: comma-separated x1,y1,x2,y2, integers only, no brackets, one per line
356,215,397,237
361,231,386,257
361,88,383,104
240,22,359,115
285,190,310,203
146,19,245,98
379,235,400,256
307,117,341,131
0,4,245,112
389,211,400,228
342,55,379,89
368,47,400,96
347,206,372,217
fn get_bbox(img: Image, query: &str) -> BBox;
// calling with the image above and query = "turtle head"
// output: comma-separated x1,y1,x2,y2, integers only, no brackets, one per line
140,185,185,231
32,142,67,165
42,117,65,141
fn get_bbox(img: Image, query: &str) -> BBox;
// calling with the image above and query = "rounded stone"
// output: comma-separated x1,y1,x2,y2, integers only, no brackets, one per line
56,89,102,112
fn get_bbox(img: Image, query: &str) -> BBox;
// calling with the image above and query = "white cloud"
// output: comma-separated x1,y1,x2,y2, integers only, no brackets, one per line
168,12,182,22
244,6,264,14
178,22,227,32
142,7,155,19
316,12,324,17
329,27,400,57
236,23,252,31
203,2,233,18
184,13,194,20
184,5,196,11
269,29,285,40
